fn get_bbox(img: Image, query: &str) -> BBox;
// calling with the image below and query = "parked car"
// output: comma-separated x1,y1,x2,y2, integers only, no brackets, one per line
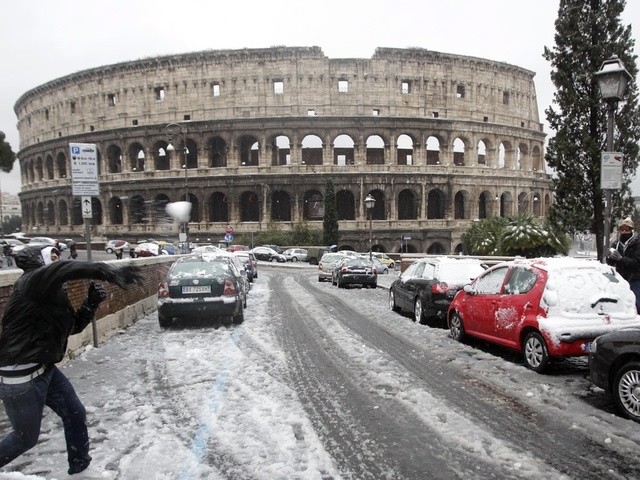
105,239,130,254
306,246,332,265
448,257,640,373
372,252,396,269
318,252,348,282
157,252,246,328
283,248,308,262
261,244,283,254
134,242,160,257
234,251,258,282
251,246,286,263
368,255,389,274
228,244,250,253
28,237,67,251
0,238,26,253
331,256,378,288
390,257,486,326
589,328,640,423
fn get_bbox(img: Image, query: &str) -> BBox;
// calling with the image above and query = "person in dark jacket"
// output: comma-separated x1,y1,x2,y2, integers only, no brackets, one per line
0,246,143,478
607,217,640,312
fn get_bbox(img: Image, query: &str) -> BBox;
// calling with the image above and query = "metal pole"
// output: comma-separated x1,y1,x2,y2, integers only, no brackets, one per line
369,209,372,261
603,101,616,262
184,141,189,253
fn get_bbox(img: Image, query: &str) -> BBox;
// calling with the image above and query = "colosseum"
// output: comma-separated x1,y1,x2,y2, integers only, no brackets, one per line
14,46,550,253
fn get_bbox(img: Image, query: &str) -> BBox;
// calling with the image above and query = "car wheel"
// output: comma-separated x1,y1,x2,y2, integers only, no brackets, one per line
413,298,426,324
292,257,298,262
523,331,550,373
158,313,172,329
105,248,113,254
389,290,400,312
318,276,323,282
371,283,377,289
338,279,344,288
613,361,640,422
449,313,466,342
232,308,245,325
271,257,278,263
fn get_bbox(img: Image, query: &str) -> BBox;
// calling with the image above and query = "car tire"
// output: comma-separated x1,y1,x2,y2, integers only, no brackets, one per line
232,309,245,325
389,290,400,312
318,276,323,282
105,248,113,254
414,298,425,324
158,313,172,329
449,312,466,342
371,283,377,289
523,331,550,373
613,361,640,422
271,257,278,263
338,279,344,288
292,257,298,262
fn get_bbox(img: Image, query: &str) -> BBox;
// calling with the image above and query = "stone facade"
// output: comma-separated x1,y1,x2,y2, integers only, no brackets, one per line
14,46,550,253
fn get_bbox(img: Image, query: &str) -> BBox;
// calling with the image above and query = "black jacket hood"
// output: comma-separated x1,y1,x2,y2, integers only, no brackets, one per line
14,246,45,272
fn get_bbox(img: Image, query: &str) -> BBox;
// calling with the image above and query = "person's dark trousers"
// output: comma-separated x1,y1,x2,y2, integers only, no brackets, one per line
0,365,91,473
630,280,640,313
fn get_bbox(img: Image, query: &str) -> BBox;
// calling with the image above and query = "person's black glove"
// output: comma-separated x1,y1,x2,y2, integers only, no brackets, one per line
113,265,144,289
86,281,107,309
607,249,622,263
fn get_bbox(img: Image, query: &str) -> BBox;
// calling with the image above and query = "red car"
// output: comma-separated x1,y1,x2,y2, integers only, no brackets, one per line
447,257,640,373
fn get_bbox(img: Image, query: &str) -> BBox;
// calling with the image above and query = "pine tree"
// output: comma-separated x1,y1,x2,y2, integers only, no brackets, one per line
322,180,339,246
543,0,640,260
0,131,16,173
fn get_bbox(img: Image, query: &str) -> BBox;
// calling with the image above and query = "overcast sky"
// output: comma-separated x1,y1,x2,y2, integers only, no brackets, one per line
0,0,638,195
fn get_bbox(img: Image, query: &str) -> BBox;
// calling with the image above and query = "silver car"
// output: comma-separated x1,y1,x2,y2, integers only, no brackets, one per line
318,252,346,282
283,248,308,262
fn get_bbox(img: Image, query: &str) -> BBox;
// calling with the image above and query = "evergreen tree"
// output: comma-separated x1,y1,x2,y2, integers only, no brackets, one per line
322,180,339,246
543,0,640,261
0,131,16,173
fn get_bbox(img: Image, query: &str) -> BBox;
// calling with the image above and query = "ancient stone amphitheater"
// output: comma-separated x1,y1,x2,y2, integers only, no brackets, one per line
14,46,550,253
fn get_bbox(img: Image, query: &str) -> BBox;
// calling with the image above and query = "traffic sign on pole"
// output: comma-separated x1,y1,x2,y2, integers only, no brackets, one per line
70,143,100,196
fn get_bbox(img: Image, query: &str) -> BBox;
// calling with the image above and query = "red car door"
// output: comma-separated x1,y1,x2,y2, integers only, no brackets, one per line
461,265,510,337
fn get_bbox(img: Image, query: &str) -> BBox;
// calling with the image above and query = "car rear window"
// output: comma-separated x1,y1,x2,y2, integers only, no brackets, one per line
170,260,229,277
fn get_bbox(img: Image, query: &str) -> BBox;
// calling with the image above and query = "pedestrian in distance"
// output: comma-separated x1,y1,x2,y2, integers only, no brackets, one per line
607,217,640,312
0,245,143,478
67,239,78,260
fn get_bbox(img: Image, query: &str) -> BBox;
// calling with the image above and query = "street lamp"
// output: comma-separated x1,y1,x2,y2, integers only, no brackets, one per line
364,194,376,260
595,55,632,262
165,122,190,253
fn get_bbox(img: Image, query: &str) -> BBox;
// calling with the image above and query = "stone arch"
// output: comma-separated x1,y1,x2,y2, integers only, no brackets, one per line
301,134,323,165
303,190,324,220
184,192,200,222
36,157,44,181
396,134,414,165
128,142,145,171
208,191,229,222
92,198,103,225
107,144,122,173
271,135,291,166
208,136,228,168
129,195,146,224
532,145,543,171
427,242,447,254
109,197,124,225
240,191,260,221
154,141,170,170
453,137,466,166
271,190,291,221
427,189,446,219
366,135,385,165
152,194,171,223
477,140,487,166
366,189,386,220
45,155,54,179
478,191,494,219
426,136,441,165
58,199,69,225
334,134,355,166
397,188,418,220
46,200,55,225
454,190,471,219
56,152,67,178
238,136,259,166
336,189,355,220
71,197,83,225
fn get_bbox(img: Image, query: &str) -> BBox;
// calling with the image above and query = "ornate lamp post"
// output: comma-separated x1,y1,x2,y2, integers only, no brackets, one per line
364,194,376,260
165,123,190,253
595,56,632,262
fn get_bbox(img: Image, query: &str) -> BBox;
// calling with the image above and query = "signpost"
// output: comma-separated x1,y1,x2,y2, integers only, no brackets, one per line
70,143,99,262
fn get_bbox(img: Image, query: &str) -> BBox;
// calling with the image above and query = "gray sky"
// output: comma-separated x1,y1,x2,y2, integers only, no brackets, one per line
0,0,638,195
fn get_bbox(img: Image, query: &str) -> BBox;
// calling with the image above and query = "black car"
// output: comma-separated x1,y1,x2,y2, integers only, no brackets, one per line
157,253,245,328
589,328,640,423
331,257,377,288
389,257,486,327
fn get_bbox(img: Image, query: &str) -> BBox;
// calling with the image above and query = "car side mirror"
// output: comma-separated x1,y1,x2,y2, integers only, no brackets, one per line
463,284,475,295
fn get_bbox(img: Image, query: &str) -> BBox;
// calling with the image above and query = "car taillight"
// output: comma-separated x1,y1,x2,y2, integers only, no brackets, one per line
431,282,449,294
223,279,237,296
158,281,170,298
341,267,348,272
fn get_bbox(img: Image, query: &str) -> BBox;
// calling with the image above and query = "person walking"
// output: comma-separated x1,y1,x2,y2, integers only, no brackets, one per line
67,239,78,260
0,245,143,478
607,217,640,312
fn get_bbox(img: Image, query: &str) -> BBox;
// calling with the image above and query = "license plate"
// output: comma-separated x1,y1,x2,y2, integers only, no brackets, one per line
182,285,211,294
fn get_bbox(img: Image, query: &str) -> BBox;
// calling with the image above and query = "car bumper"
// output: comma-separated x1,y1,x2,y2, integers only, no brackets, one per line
588,352,611,391
338,274,377,285
158,296,241,319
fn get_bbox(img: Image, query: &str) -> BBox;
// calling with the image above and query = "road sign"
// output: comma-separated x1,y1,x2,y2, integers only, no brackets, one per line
70,143,100,196
601,152,623,189
81,196,93,219
224,233,233,243
402,236,412,240
225,224,234,234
